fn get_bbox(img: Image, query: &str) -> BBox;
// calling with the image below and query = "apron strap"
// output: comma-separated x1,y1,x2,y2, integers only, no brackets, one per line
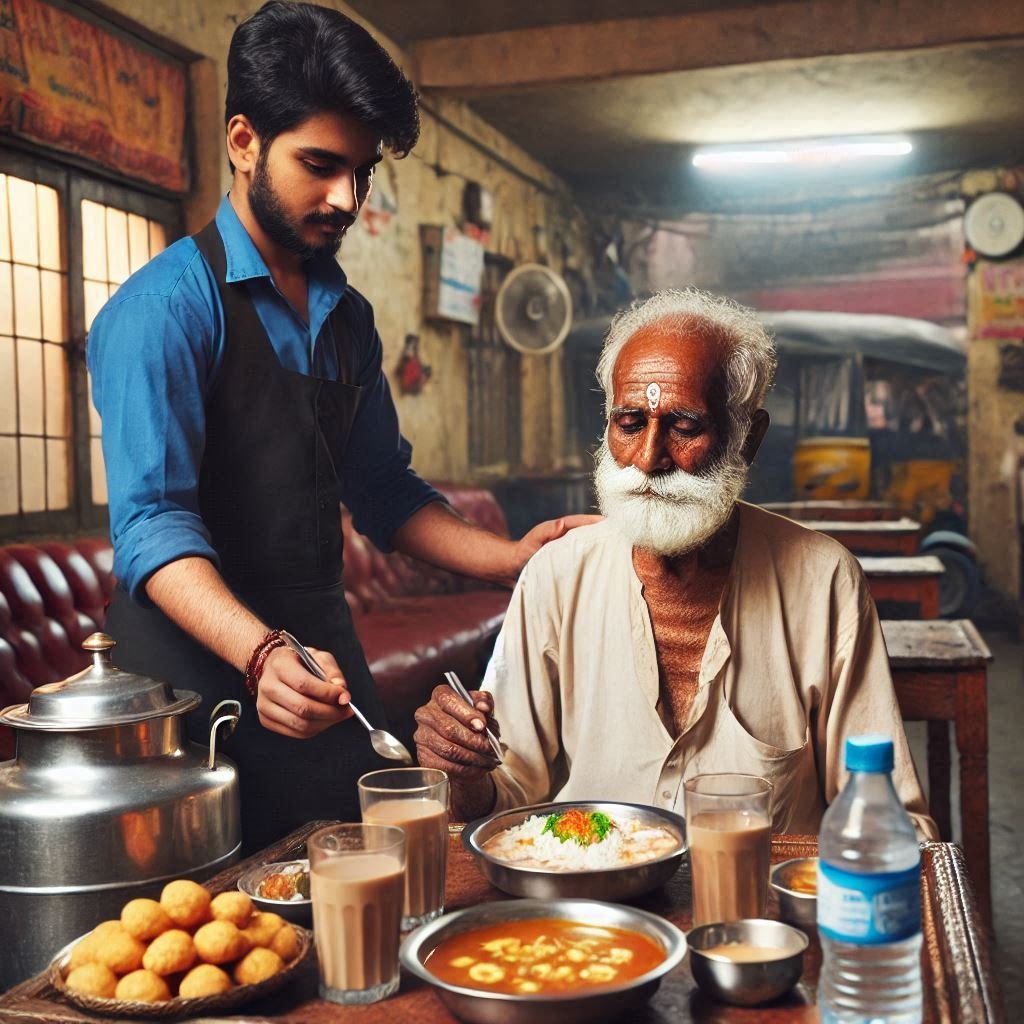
193,217,359,385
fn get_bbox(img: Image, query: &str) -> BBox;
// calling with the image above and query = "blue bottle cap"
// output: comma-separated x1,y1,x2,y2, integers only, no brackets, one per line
845,735,895,773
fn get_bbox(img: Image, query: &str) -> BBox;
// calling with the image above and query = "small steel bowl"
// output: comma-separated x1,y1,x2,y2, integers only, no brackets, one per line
688,919,807,1006
462,801,686,901
770,857,818,930
400,897,687,1024
237,858,312,926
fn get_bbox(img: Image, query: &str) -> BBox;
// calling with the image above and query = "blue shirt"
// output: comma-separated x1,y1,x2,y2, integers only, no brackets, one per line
88,196,440,602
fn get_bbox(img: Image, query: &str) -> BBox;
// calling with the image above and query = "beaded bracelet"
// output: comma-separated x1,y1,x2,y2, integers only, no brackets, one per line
243,629,287,697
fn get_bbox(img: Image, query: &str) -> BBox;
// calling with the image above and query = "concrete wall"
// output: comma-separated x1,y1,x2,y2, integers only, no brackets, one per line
98,0,589,484
620,191,967,324
967,262,1024,599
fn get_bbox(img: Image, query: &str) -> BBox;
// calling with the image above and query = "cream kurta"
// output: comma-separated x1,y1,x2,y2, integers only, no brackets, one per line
486,502,937,839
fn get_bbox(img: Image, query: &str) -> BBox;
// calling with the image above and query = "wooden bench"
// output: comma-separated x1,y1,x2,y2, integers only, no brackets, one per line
809,517,921,556
763,499,903,522
882,619,993,930
859,555,944,619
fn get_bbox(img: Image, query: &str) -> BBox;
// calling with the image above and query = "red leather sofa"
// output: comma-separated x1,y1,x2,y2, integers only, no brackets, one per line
0,485,512,759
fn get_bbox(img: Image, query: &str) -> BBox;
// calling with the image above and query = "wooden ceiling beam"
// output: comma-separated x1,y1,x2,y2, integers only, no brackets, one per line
411,0,1024,92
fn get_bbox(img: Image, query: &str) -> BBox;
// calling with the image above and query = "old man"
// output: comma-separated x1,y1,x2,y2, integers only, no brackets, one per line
415,288,935,837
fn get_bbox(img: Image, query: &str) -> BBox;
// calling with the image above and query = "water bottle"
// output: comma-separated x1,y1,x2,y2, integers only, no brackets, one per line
818,735,922,1024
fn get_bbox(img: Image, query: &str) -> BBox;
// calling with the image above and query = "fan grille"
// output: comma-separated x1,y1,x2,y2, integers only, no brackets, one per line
496,264,573,355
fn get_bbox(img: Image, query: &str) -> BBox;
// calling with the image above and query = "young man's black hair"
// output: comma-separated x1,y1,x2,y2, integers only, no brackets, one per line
226,0,420,160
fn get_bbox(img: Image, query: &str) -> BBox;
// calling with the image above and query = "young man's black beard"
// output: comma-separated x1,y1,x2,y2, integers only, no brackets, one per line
248,150,345,261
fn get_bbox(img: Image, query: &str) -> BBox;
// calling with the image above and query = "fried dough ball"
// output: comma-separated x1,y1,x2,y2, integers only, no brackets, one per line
115,969,172,1003
94,920,126,938
68,933,99,970
242,910,285,948
121,898,173,941
91,925,146,975
70,918,123,967
269,922,300,962
142,928,196,976
234,947,284,986
179,963,233,998
210,890,253,928
65,962,118,999
160,879,212,929
194,920,248,965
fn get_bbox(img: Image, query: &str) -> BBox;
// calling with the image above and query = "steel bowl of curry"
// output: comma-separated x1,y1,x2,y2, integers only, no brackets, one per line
769,857,818,930
462,801,687,901
400,898,687,1024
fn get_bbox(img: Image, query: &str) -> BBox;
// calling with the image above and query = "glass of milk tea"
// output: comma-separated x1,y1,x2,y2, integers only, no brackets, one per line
309,823,406,1004
684,774,773,927
359,768,449,930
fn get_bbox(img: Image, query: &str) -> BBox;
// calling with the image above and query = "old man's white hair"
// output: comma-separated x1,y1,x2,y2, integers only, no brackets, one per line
596,288,776,459
593,289,776,556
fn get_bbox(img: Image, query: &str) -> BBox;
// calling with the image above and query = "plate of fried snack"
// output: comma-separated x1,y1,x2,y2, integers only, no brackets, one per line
49,878,311,1018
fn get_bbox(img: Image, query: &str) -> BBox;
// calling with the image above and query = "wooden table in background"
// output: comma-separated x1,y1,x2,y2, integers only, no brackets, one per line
0,821,1004,1023
859,555,944,619
808,517,921,556
884,619,994,932
763,500,903,522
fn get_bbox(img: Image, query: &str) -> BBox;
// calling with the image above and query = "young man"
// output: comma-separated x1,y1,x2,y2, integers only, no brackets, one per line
88,1,594,852
415,288,936,839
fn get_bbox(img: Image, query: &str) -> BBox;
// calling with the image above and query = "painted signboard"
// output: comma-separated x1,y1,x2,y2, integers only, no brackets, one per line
0,0,188,192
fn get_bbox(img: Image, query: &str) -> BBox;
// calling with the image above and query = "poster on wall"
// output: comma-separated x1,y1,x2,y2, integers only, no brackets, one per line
438,229,484,325
0,0,188,192
975,261,1024,340
361,160,398,237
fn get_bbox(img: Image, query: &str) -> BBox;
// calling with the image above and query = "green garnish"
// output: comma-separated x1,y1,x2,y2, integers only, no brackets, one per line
541,809,616,846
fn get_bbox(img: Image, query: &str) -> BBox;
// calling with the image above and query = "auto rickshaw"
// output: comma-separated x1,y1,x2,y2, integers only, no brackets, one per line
745,311,978,616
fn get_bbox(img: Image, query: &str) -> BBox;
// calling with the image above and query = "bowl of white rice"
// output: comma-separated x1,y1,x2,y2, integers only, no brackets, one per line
462,801,687,901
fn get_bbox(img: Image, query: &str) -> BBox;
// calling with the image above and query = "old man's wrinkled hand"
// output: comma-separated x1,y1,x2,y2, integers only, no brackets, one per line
414,685,502,779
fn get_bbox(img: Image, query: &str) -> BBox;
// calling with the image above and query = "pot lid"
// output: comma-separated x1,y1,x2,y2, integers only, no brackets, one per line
0,633,200,731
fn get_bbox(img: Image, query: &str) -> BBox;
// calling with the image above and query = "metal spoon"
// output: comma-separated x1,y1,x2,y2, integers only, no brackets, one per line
279,631,413,764
444,670,502,762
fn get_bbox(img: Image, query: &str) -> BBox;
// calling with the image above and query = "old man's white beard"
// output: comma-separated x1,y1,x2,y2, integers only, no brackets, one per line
593,441,749,556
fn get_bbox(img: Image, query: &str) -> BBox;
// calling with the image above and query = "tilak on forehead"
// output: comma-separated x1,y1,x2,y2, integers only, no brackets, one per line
645,382,661,411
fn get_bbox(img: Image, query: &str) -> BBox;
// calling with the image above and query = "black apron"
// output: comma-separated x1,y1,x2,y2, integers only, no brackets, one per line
105,220,388,854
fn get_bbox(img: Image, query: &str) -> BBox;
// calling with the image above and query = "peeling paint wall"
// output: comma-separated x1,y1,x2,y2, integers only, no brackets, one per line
967,263,1024,599
97,0,591,483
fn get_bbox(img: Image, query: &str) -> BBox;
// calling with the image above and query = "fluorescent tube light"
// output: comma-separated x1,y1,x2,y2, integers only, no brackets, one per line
692,137,913,171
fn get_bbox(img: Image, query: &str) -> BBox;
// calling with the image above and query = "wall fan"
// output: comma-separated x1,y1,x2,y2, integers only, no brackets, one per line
964,192,1024,259
495,263,573,355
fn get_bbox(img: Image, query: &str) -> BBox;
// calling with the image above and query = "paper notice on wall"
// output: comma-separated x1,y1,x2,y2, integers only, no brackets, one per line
438,229,484,325
0,0,188,192
976,261,1024,340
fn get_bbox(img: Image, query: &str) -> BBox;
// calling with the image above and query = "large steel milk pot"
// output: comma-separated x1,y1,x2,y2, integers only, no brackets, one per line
0,632,241,989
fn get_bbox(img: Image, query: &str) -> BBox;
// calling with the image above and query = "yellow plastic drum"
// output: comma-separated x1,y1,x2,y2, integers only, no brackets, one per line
793,437,870,499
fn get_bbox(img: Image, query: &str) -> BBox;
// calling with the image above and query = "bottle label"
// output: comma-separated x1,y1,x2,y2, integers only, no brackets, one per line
817,861,921,944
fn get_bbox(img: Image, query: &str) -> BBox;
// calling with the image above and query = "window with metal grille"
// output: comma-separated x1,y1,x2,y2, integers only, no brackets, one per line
0,173,68,521
80,198,169,507
468,253,521,473
0,151,180,539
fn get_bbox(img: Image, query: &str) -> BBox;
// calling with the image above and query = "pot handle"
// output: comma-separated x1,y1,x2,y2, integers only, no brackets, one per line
208,699,241,769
